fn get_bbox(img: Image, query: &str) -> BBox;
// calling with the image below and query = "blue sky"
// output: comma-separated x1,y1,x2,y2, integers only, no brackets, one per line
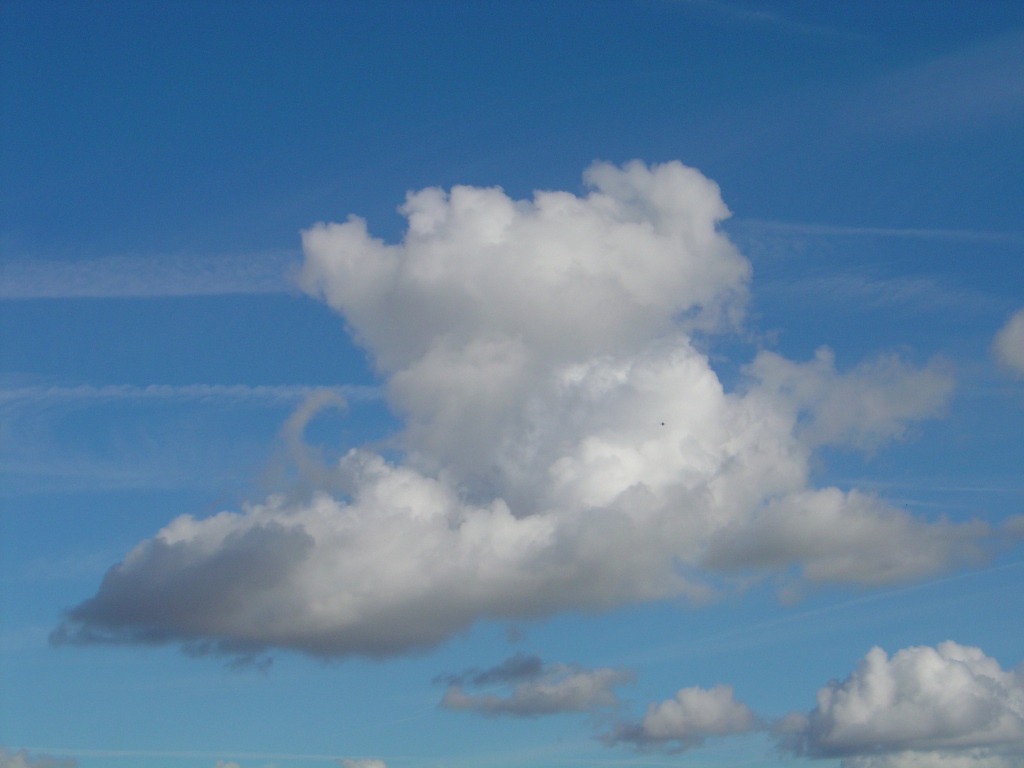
1,2,1023,768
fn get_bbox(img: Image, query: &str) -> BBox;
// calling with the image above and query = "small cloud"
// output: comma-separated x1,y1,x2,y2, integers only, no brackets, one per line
213,761,242,768
337,759,386,768
435,652,544,687
606,684,758,752
0,748,76,768
993,308,1024,377
439,655,633,718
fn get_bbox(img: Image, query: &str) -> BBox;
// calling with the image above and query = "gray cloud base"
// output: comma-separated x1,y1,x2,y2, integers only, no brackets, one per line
607,684,758,752
54,161,1015,658
439,655,632,717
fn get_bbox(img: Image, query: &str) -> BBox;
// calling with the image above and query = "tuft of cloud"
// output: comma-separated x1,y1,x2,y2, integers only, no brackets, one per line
212,761,242,768
776,641,1024,767
435,651,544,687
53,161,1011,659
606,684,761,753
0,748,76,768
745,346,953,451
337,759,386,768
607,684,757,752
439,655,632,717
993,309,1024,377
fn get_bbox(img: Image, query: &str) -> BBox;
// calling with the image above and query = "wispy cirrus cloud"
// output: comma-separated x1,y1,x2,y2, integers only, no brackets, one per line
0,251,301,299
0,383,380,408
733,219,1024,246
668,0,853,40
845,29,1024,136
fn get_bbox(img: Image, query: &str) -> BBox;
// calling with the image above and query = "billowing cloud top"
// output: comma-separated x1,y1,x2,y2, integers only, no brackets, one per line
777,642,1024,768
993,308,1024,376
53,161,1010,659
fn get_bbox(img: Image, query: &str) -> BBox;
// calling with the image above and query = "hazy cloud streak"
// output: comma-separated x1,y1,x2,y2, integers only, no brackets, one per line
0,252,301,299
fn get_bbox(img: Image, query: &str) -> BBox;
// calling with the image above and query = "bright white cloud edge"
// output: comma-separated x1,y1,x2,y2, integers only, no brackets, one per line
53,160,1014,658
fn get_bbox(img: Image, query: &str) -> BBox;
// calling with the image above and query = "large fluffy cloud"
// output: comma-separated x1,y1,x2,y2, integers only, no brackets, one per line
777,642,1024,767
439,654,632,717
608,684,758,752
993,309,1024,376
54,160,1009,658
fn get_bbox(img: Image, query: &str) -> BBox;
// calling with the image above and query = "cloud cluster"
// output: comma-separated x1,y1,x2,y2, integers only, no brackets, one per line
777,642,1024,767
447,642,1023,766
54,160,1006,658
993,309,1024,376
439,654,632,717
608,684,758,752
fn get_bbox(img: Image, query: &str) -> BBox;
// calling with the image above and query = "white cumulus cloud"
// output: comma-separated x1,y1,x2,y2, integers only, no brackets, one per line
777,641,1024,767
993,309,1024,376
53,160,1008,658
608,683,757,752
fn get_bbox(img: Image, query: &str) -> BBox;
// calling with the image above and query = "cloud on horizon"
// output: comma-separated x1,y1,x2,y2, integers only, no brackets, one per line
51,161,1018,659
337,759,387,768
0,748,75,768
